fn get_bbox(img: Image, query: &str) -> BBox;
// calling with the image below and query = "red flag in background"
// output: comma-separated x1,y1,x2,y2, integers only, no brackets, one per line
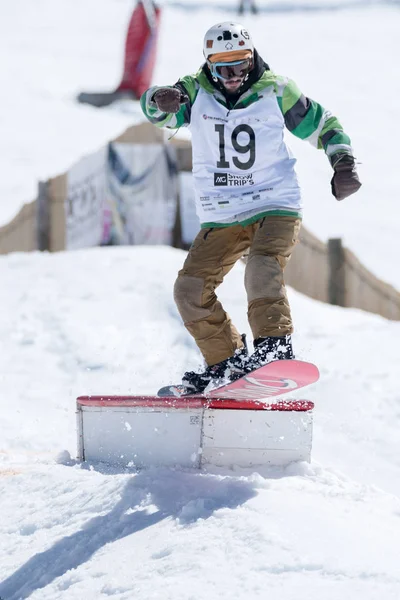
117,0,161,98
77,0,161,107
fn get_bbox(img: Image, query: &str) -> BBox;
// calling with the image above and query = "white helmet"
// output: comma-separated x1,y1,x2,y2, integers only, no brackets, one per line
203,22,254,62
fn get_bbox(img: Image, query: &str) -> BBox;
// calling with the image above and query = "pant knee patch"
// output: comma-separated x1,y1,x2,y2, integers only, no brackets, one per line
245,255,285,302
173,274,211,322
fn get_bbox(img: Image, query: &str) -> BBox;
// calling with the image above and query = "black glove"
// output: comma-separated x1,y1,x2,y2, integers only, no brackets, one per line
152,87,189,114
331,155,362,201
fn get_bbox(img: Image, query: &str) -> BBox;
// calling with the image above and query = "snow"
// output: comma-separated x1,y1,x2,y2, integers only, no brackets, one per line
1,1,400,599
1,247,400,600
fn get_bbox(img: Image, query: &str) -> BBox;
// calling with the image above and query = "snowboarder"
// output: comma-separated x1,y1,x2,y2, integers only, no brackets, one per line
141,21,361,393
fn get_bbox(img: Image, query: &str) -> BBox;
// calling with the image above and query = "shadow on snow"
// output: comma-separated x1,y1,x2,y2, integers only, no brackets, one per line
0,467,259,599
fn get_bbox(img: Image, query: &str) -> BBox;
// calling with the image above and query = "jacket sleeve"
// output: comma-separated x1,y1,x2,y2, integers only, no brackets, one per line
140,75,199,130
275,77,353,166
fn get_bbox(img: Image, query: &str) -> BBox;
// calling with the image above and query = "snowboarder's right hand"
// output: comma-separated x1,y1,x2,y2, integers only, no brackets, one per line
153,87,188,113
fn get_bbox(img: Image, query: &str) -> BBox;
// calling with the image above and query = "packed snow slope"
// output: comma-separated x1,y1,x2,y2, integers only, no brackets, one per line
1,2,400,596
0,246,400,600
1,0,400,289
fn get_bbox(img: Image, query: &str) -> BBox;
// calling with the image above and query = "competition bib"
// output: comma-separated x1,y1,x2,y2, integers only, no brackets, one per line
189,87,301,223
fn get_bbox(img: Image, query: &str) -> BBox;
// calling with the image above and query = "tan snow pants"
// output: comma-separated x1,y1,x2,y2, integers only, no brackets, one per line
174,215,301,366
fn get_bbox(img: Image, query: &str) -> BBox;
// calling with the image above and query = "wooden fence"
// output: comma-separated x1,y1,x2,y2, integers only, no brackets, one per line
286,231,400,320
0,200,37,254
173,141,400,321
1,124,399,321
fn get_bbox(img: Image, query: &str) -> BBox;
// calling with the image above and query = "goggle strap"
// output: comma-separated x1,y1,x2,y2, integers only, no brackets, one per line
212,60,247,67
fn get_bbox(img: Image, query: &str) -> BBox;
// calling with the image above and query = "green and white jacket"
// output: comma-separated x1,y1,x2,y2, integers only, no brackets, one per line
141,62,353,228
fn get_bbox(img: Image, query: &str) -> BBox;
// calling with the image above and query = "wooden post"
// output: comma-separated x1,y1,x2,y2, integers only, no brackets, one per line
37,180,50,251
172,189,183,249
328,238,346,307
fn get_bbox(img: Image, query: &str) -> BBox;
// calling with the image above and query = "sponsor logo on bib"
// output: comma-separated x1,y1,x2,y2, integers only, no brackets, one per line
203,114,228,123
214,173,254,186
214,173,228,186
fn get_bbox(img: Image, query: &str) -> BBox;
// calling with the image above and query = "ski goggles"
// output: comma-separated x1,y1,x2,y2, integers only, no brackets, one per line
210,59,252,81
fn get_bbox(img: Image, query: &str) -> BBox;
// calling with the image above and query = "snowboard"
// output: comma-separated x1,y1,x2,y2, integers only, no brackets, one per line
157,359,319,401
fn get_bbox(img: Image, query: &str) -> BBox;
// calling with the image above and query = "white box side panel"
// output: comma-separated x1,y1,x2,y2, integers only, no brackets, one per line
76,408,84,461
202,409,313,466
202,447,311,468
81,406,203,468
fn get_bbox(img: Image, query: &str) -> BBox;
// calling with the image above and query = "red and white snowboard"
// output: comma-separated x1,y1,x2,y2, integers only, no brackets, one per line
157,360,319,401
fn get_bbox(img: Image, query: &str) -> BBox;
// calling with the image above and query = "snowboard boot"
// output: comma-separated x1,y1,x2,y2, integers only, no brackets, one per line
246,335,294,372
182,335,250,394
